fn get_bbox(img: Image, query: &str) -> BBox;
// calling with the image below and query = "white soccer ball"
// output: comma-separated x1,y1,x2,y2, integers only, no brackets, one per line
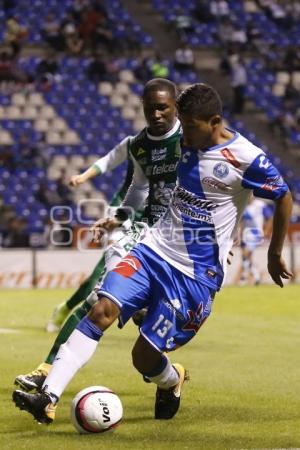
71,385,123,434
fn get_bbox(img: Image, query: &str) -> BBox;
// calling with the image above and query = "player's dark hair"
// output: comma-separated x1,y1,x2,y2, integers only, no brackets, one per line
176,83,222,121
143,78,177,100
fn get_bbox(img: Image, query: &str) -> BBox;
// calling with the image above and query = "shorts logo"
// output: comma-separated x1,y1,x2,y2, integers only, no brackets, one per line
182,302,208,334
213,163,229,179
113,255,142,278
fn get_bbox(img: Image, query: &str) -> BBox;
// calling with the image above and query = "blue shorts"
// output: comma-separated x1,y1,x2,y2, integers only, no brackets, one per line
98,244,215,353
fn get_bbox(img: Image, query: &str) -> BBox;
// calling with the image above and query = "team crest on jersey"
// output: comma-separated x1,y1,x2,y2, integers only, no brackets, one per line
151,147,167,161
137,147,146,156
113,255,142,278
213,162,229,179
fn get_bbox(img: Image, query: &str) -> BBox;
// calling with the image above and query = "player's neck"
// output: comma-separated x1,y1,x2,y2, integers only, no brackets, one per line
212,127,234,147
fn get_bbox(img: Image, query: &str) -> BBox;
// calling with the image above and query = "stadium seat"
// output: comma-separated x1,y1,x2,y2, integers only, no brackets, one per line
63,130,80,145
0,130,13,144
35,119,50,132
28,93,45,107
119,70,135,84
40,105,56,120
12,93,27,107
110,95,126,108
6,106,22,120
98,82,114,96
122,106,136,120
272,83,285,97
22,105,39,119
276,72,290,85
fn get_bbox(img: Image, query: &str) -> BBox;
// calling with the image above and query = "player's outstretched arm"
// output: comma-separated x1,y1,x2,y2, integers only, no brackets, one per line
70,136,132,187
69,166,98,186
267,190,293,287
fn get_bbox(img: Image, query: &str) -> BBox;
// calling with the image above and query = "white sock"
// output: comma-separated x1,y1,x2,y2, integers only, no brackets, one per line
148,358,179,390
42,329,99,399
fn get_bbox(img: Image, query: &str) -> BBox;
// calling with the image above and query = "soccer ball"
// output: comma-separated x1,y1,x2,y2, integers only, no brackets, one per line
71,386,123,434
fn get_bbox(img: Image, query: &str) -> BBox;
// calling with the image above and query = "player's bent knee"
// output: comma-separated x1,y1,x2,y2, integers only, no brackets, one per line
88,296,120,331
132,336,162,374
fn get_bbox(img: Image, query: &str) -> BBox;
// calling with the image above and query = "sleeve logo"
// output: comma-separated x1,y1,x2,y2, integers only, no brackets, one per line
113,255,142,278
221,148,241,168
258,155,270,169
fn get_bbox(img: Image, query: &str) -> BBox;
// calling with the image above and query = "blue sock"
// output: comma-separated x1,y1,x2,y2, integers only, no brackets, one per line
76,316,103,341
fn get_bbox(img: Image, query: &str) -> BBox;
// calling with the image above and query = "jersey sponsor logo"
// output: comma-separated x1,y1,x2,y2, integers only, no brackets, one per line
137,147,146,156
213,162,229,179
221,148,241,168
145,161,178,176
172,201,214,223
261,175,283,191
202,177,230,191
173,186,218,212
151,147,167,161
258,155,270,169
113,255,142,278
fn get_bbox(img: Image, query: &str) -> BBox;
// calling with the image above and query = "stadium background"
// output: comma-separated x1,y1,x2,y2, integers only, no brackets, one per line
1,1,300,448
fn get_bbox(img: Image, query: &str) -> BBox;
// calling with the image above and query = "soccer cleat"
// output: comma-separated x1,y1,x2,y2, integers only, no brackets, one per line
14,362,51,392
46,302,70,332
155,363,189,420
12,389,57,424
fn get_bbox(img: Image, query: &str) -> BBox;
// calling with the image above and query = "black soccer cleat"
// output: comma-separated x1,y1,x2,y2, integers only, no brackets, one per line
155,363,189,420
14,363,51,392
12,390,57,424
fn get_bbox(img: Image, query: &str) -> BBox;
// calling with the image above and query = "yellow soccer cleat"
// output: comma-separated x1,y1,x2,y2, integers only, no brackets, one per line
155,363,189,420
14,362,52,392
13,389,57,424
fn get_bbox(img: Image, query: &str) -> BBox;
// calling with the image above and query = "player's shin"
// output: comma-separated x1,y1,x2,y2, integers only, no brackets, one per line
143,354,179,389
42,317,103,401
45,300,92,365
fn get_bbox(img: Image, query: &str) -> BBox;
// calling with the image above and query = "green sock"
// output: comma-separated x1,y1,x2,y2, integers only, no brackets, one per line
65,256,106,310
45,300,92,364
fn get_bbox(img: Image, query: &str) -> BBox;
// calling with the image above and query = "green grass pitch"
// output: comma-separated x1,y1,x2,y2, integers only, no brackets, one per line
0,285,300,450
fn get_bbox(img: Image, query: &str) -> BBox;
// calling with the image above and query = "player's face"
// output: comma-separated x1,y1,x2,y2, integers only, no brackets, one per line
179,113,217,149
143,90,177,136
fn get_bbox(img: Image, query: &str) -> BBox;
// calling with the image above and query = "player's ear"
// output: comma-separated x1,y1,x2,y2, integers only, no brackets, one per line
210,115,222,128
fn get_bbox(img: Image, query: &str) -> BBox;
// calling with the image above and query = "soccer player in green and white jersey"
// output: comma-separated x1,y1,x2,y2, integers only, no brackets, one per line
14,78,182,393
45,137,135,333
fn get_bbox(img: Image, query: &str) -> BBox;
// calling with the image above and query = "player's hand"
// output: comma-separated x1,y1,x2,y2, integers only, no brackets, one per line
267,254,293,288
91,217,121,243
69,175,85,187
227,250,234,265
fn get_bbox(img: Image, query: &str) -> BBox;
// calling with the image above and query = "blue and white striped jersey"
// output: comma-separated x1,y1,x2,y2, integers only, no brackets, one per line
141,130,289,290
